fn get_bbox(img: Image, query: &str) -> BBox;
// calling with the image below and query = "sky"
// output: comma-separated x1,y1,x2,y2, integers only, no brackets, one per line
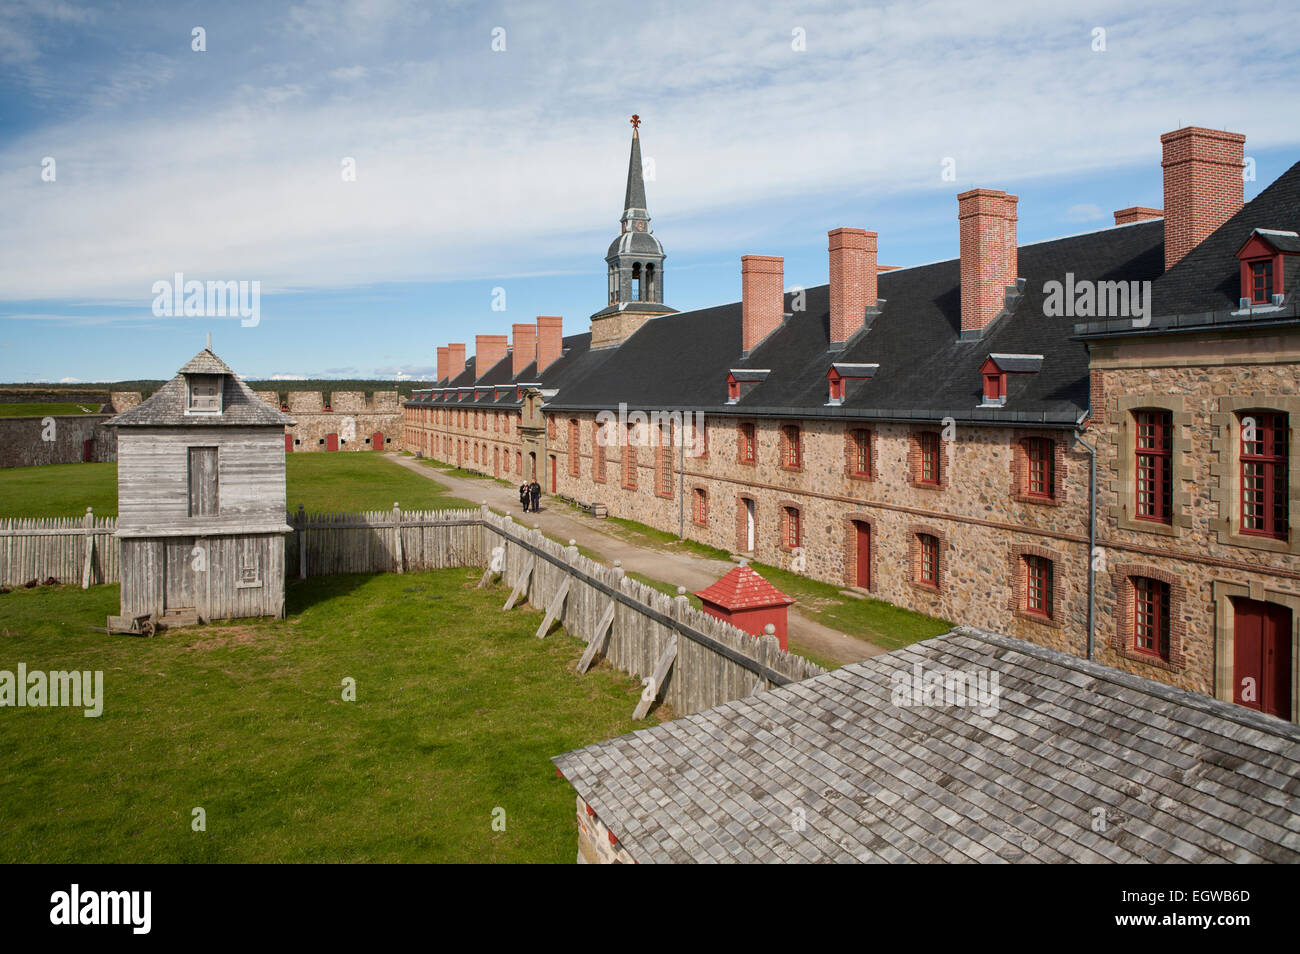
2,0,1298,383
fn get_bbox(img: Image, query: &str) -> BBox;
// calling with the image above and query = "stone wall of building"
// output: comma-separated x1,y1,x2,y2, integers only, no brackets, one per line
258,390,403,452
0,391,142,468
1088,332,1300,701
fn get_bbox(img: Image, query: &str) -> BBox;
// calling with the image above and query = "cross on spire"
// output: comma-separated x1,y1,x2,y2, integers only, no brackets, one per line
630,114,641,131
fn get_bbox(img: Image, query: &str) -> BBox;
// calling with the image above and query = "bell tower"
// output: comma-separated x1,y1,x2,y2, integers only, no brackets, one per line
590,115,676,349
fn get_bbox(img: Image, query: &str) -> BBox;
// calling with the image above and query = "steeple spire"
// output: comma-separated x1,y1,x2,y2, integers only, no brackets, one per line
624,115,647,213
590,115,676,349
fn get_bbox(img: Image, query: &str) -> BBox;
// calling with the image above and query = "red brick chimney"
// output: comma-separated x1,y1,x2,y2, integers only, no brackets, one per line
1161,126,1245,270
828,228,877,345
436,346,449,383
1113,206,1163,226
512,323,537,377
536,316,563,373
958,189,1019,336
447,343,466,382
475,334,509,378
742,255,784,352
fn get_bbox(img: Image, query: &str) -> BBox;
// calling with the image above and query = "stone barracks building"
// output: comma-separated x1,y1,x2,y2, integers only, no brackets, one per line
404,121,1300,724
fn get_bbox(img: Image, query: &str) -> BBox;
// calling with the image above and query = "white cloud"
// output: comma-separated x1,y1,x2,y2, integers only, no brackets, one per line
1,0,1297,303
1063,203,1105,222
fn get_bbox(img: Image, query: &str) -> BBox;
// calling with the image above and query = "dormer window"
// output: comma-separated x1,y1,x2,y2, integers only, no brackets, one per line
1236,229,1298,309
825,364,877,406
727,376,740,403
979,354,1042,408
187,374,221,414
726,369,770,405
983,369,1006,404
1250,260,1274,304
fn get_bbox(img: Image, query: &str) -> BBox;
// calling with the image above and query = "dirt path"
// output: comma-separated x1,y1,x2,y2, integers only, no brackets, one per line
386,453,888,665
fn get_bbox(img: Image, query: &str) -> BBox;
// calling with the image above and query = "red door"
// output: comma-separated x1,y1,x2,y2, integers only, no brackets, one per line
494,447,500,477
326,432,338,452
1233,598,1292,719
549,455,557,493
854,521,871,589
82,439,95,462
372,431,384,451
284,433,293,453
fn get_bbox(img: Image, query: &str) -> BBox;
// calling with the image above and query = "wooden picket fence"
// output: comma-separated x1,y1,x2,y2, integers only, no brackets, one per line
3,503,825,714
0,511,119,588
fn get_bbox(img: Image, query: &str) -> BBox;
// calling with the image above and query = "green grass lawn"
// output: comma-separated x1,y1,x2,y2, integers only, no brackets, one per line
0,570,659,863
0,453,476,518
0,402,102,418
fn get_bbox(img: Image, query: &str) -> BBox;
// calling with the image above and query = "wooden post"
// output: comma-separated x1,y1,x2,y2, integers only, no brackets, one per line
634,633,678,720
503,554,534,610
392,502,404,574
751,624,775,695
81,507,94,589
577,601,616,674
535,578,570,639
297,504,307,580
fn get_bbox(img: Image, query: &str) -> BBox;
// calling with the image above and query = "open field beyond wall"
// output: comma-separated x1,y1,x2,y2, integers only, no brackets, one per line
0,454,478,518
0,570,659,863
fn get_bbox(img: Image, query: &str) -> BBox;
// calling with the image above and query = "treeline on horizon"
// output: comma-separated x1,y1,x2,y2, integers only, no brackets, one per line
0,379,424,400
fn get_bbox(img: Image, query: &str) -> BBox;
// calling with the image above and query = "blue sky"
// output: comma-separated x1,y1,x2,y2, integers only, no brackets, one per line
2,0,1298,382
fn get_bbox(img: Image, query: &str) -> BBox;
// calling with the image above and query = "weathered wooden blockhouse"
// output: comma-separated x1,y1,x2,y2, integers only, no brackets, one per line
107,347,296,625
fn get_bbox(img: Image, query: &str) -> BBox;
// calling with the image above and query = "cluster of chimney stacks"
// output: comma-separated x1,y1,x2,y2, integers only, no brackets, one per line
434,315,565,385
737,126,1247,351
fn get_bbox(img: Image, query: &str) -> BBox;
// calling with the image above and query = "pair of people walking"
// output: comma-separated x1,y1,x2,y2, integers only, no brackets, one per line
519,480,542,513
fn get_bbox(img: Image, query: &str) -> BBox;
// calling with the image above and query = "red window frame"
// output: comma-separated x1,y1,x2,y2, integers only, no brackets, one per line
1025,437,1054,499
1240,411,1288,539
919,534,939,586
1250,260,1274,304
782,426,802,468
851,429,871,477
984,372,1005,403
784,507,801,549
740,423,756,464
919,431,940,485
592,421,606,482
693,488,707,525
1024,555,1053,619
568,419,580,476
1133,576,1171,660
1134,410,1172,523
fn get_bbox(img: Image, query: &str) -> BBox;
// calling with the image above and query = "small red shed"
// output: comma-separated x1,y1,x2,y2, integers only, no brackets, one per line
695,564,796,650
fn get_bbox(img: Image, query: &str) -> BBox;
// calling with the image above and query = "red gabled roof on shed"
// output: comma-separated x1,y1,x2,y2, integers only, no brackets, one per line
694,564,795,611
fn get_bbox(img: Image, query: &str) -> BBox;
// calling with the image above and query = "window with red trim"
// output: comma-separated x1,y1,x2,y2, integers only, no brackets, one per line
1133,576,1171,660
1025,437,1054,499
983,372,1005,403
592,421,606,482
739,423,756,464
1240,411,1288,539
919,431,941,485
919,534,939,586
783,507,801,548
1134,410,1172,523
622,424,637,489
851,429,871,477
782,425,802,468
1024,555,1053,619
568,419,580,476
692,488,707,525
1250,261,1275,304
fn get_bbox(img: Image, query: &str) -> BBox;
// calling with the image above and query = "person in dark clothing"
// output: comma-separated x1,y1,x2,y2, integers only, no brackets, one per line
529,480,541,512
519,483,530,512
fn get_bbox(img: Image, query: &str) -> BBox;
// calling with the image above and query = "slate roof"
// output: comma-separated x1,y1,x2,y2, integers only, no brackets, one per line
405,331,613,411
694,564,795,611
553,626,1300,864
1076,159,1300,339
547,219,1166,426
108,349,295,428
